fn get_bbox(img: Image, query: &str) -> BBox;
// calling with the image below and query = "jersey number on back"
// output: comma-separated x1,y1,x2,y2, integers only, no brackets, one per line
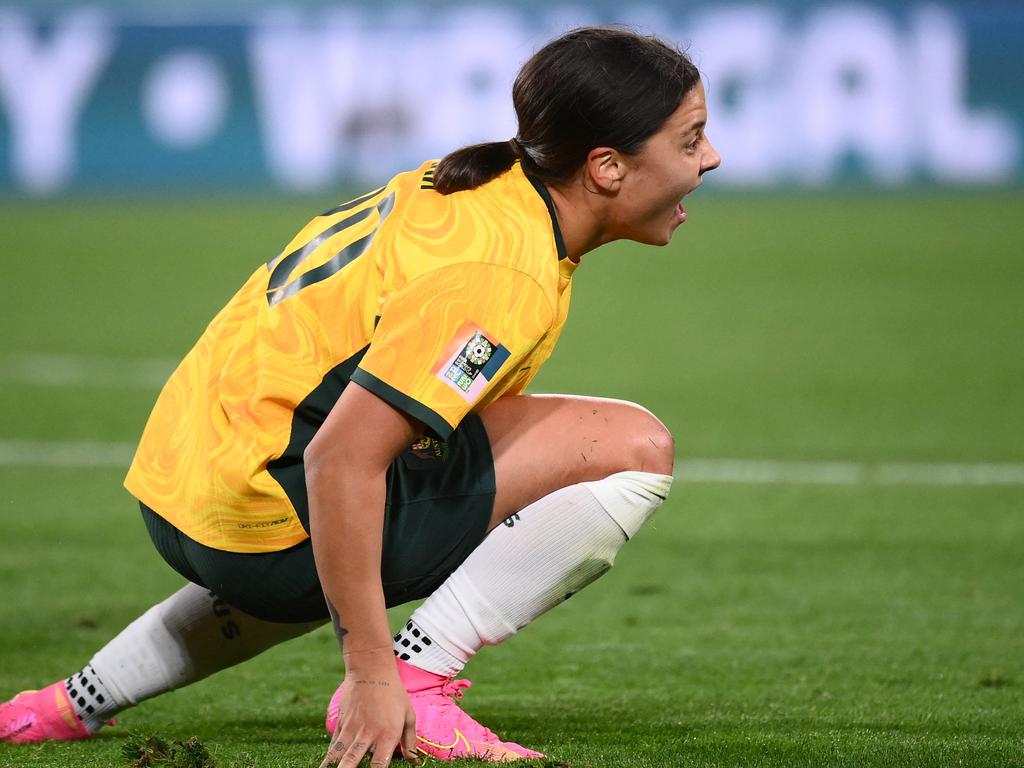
265,188,395,307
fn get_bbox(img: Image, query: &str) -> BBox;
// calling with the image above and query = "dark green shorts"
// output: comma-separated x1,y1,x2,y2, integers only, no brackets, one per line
142,413,495,623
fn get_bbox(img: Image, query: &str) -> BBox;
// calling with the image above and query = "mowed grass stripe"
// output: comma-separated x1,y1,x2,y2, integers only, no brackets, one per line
3,439,1024,486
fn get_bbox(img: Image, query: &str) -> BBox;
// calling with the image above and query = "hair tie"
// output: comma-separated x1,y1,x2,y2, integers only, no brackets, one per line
510,137,540,167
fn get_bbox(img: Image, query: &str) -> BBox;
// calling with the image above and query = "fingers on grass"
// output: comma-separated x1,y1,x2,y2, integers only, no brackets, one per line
338,737,374,768
400,743,422,765
318,736,346,768
400,728,420,763
401,711,418,763
368,733,402,767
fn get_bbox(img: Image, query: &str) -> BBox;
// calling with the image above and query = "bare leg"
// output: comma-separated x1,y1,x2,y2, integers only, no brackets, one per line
481,393,675,528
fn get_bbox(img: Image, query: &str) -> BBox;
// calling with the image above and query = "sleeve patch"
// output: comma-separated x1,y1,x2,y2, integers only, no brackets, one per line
432,322,511,403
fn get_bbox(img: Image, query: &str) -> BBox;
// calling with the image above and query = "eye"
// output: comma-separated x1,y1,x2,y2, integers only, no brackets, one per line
685,132,703,153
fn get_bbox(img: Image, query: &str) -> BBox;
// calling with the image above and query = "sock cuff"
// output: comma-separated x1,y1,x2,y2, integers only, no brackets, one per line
65,664,113,733
395,616,464,678
581,470,673,539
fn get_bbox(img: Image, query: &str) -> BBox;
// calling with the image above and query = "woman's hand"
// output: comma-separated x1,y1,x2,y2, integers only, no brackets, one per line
320,652,419,767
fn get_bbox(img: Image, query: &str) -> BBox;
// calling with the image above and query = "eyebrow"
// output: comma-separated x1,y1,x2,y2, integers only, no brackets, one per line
682,120,706,137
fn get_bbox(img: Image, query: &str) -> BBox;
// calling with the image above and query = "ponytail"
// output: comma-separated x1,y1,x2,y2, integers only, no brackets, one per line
433,140,520,194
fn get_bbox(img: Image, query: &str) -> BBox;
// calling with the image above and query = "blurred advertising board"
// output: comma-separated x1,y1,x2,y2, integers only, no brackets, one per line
0,2,1021,194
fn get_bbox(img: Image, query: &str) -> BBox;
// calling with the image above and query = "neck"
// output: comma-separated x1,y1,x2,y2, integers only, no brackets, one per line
546,176,614,263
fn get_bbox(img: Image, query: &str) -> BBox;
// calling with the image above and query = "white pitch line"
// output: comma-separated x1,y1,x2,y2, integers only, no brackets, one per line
0,440,1023,486
679,458,1024,486
0,353,176,390
0,440,136,468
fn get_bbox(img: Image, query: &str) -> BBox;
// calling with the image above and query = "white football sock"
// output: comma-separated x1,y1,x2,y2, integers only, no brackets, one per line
64,664,113,732
395,470,673,677
75,582,322,731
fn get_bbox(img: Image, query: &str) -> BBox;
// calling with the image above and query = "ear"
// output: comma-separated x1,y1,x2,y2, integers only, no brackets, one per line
584,147,627,193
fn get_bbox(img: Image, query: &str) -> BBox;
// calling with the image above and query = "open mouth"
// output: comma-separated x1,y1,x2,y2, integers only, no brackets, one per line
675,200,687,223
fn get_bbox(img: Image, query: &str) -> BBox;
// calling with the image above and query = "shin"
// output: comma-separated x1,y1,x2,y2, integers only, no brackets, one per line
77,583,322,730
393,471,672,676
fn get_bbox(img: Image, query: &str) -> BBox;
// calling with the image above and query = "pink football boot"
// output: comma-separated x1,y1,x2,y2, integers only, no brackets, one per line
0,682,94,744
326,658,544,762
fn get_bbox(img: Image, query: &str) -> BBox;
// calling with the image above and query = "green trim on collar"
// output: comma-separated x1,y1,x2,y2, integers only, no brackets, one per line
525,173,569,262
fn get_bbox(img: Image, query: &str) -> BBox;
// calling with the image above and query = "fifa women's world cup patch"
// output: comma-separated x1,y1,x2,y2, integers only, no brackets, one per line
432,322,511,403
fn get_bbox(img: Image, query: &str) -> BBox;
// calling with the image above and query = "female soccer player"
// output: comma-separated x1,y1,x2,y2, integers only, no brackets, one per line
1,26,719,766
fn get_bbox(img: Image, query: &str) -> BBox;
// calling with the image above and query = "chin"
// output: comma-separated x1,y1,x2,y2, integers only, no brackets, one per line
652,228,676,246
623,221,676,247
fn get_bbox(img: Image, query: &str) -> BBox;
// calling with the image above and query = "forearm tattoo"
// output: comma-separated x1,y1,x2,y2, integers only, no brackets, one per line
325,598,349,652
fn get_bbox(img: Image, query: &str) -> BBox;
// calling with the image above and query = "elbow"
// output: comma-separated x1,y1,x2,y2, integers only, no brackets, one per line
303,437,343,536
303,434,383,489
303,434,335,487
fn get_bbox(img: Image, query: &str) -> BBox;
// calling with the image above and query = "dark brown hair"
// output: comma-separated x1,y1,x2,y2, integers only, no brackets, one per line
434,27,701,194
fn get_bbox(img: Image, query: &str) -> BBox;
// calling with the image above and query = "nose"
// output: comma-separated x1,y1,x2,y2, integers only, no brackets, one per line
700,138,721,175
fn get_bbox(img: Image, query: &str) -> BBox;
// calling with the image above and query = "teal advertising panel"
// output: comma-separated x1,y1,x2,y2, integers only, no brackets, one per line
0,2,1021,194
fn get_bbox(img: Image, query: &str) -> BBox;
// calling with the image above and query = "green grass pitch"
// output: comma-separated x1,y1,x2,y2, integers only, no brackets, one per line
1,191,1022,767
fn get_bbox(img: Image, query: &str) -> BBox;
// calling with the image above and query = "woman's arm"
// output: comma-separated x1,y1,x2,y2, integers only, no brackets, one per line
305,381,423,767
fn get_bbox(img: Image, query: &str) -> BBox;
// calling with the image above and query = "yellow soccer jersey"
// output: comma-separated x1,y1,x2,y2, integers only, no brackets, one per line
124,160,577,553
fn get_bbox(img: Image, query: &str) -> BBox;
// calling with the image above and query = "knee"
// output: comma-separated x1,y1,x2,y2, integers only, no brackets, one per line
622,404,675,476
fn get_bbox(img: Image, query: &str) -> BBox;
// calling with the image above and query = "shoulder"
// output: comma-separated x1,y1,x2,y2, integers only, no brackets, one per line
403,165,557,262
390,162,561,282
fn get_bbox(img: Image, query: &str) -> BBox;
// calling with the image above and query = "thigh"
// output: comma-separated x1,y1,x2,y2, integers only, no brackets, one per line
479,394,674,530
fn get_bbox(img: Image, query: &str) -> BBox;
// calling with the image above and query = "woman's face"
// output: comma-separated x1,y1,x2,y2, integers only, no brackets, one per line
610,81,720,246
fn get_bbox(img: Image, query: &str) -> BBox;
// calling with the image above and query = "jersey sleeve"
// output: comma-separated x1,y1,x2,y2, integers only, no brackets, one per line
350,262,553,438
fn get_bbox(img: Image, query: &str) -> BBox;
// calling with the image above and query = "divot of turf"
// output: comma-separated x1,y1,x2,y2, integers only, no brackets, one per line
978,673,1012,689
121,733,217,768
